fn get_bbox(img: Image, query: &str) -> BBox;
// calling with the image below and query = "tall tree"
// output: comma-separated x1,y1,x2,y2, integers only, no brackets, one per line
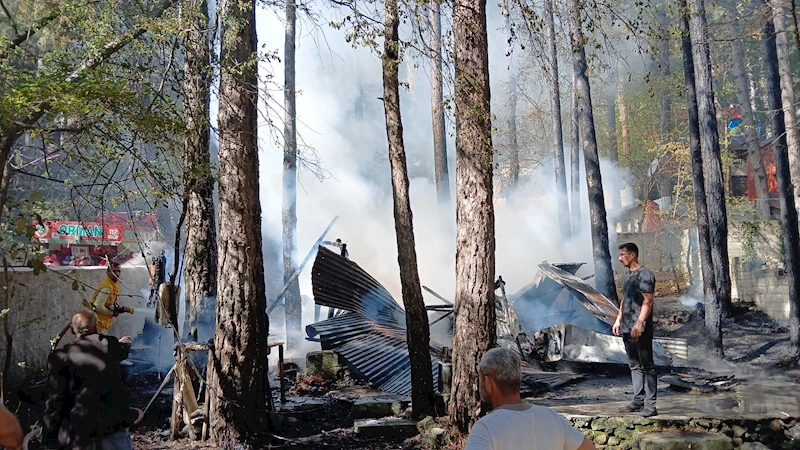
282,0,302,353
183,0,218,340
680,0,722,355
657,1,673,142
571,72,581,235
688,0,732,315
428,0,451,208
762,2,800,358
617,67,631,157
726,2,771,219
505,80,520,197
208,0,269,444
545,0,571,238
449,0,497,432
502,1,520,199
566,0,618,305
608,99,618,166
381,0,436,418
771,0,800,209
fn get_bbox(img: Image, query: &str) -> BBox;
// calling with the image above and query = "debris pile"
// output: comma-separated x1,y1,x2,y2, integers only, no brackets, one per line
306,250,689,396
662,372,742,393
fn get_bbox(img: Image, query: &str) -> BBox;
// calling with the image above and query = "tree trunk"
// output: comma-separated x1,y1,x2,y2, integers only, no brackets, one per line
571,71,581,236
658,2,672,142
450,0,496,432
506,80,520,197
502,1,519,199
680,0,722,355
382,0,436,418
689,0,732,317
727,5,771,220
608,100,618,164
790,0,800,53
208,0,269,444
282,0,302,354
428,0,451,208
771,0,800,211
182,0,217,342
567,0,619,305
545,0,571,239
762,2,800,357
617,68,631,157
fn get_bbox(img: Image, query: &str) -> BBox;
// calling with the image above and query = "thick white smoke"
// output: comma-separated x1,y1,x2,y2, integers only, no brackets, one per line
252,3,637,355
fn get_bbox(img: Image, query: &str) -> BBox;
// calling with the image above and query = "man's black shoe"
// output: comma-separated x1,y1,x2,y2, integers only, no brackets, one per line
618,403,643,413
639,408,658,418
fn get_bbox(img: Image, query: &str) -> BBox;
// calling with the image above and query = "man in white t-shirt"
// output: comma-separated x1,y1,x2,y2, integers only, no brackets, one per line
465,348,596,450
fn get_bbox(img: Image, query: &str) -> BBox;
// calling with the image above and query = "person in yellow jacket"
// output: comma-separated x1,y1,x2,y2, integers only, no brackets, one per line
90,262,134,334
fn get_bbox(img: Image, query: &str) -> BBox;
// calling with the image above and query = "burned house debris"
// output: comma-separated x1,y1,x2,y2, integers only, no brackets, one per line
510,262,686,367
306,246,442,396
305,249,684,396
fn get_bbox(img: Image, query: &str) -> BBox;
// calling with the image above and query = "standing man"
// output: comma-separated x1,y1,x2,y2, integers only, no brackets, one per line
43,311,136,449
91,262,134,334
613,242,658,417
465,348,596,450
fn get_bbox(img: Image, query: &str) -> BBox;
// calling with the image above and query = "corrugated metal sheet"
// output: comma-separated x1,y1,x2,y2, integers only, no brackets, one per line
306,246,440,396
511,262,619,334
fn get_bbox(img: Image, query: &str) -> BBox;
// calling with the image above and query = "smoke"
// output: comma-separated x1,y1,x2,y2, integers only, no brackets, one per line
251,3,641,358
678,283,703,308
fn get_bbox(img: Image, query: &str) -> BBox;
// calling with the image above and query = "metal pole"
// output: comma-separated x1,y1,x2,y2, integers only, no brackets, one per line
267,215,339,314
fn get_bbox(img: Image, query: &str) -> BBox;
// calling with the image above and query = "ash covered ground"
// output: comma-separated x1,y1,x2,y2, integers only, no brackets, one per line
23,294,797,450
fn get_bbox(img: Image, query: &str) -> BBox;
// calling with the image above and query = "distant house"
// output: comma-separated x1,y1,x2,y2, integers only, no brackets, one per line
729,138,780,211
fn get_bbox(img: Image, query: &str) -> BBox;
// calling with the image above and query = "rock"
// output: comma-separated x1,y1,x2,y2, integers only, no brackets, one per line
608,436,621,446
634,417,654,426
623,417,635,429
594,433,608,445
711,419,722,429
591,418,608,431
354,418,419,438
581,429,594,438
636,431,733,450
416,416,437,434
352,397,404,419
769,419,785,432
421,427,448,448
606,418,618,429
614,428,633,441
720,424,732,436
785,423,800,440
306,350,343,381
732,425,746,438
738,443,771,450
696,419,711,428
733,438,743,446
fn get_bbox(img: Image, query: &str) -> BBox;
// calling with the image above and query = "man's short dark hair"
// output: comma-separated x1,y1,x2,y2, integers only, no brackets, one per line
108,262,121,270
618,242,639,256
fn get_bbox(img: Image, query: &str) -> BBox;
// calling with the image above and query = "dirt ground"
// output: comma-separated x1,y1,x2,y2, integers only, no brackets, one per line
18,293,799,450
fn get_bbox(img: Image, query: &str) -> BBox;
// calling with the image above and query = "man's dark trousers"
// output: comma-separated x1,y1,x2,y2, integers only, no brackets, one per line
622,327,656,410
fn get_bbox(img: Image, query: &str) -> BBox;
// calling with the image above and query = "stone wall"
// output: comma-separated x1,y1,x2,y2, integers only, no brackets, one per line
614,229,692,285
616,220,791,322
730,266,791,320
0,265,150,382
566,414,799,449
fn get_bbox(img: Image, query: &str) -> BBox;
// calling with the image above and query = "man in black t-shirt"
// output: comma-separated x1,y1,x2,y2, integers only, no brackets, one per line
612,242,658,417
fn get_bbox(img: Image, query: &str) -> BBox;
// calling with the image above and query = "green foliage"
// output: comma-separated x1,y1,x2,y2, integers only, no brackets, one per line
2,0,189,224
